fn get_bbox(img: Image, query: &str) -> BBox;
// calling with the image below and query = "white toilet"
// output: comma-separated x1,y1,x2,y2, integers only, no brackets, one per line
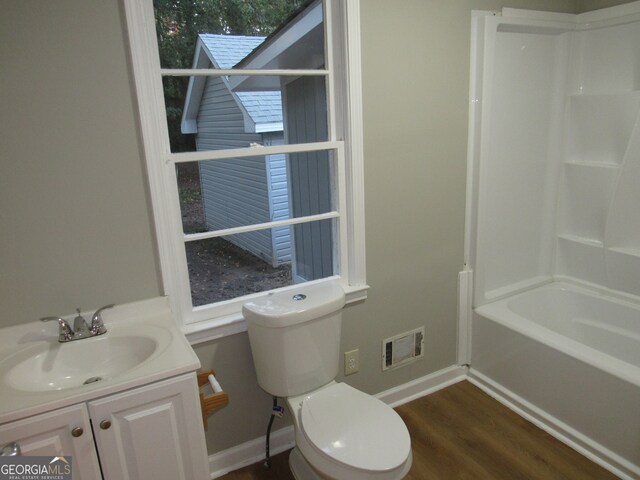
243,282,412,480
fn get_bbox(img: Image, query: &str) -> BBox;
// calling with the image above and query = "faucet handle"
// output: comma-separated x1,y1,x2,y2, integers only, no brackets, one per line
40,316,74,342
90,304,114,336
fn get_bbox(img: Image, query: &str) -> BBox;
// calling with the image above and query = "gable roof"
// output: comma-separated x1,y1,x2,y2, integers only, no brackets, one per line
181,34,283,135
230,0,323,92
199,34,261,69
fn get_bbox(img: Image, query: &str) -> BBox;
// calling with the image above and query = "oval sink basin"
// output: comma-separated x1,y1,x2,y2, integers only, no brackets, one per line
5,335,158,392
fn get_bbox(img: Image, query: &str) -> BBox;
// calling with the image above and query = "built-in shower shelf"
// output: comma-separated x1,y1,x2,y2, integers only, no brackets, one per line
558,240,640,259
564,91,640,166
556,235,607,285
608,247,640,258
557,234,603,248
563,160,620,169
568,90,640,99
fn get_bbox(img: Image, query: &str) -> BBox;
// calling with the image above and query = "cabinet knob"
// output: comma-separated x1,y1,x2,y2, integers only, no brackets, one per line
71,427,83,437
1,442,21,456
100,420,111,430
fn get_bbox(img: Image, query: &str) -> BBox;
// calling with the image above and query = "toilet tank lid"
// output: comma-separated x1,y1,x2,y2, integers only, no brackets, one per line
242,281,346,328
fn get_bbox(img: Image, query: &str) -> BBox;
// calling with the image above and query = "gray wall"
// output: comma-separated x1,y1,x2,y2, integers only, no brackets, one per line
5,0,630,457
0,0,161,327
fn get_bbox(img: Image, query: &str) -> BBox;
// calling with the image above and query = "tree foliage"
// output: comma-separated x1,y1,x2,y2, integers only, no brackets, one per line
153,0,306,151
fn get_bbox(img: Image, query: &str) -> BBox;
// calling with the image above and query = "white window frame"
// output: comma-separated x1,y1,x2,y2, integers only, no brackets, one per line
122,0,367,343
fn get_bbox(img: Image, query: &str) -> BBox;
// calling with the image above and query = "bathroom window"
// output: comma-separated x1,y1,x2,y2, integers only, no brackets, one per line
123,0,366,339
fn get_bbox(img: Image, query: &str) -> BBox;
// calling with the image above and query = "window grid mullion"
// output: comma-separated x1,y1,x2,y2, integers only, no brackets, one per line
160,68,329,77
183,211,340,243
167,141,342,164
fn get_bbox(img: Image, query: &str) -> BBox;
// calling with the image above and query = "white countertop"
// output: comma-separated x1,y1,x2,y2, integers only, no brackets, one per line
0,297,201,424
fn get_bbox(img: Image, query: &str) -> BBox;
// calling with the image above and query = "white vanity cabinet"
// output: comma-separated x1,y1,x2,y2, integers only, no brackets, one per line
0,404,102,480
88,373,209,480
0,373,209,480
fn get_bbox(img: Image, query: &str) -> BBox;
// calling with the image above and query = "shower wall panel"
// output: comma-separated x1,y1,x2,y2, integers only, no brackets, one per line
556,15,640,296
471,5,640,305
473,26,569,306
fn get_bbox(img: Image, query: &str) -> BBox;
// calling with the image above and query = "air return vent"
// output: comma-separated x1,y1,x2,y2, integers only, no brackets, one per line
382,327,424,371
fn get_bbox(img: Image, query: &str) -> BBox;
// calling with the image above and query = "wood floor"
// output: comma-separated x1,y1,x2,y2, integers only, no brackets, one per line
219,381,618,480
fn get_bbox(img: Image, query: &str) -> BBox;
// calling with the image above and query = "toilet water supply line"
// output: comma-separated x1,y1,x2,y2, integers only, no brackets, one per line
264,396,284,469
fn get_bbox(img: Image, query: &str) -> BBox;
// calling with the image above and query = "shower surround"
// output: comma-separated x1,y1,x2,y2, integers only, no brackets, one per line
463,3,640,479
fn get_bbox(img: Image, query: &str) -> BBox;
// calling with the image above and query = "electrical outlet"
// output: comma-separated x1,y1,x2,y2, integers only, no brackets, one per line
344,349,359,375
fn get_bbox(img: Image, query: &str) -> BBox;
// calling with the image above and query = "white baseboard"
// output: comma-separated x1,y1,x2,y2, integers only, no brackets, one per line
468,369,638,480
375,365,468,408
208,364,467,478
209,425,295,479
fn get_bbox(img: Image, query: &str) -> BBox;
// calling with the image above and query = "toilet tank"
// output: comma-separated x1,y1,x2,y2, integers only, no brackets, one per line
242,282,346,397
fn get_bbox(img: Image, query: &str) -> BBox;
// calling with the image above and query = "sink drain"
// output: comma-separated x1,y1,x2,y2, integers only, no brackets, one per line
83,376,103,385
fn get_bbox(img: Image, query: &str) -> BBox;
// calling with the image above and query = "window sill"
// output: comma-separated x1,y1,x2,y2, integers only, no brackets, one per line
183,283,369,345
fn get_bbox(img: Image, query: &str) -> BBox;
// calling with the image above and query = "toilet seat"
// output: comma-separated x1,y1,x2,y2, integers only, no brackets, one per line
290,382,412,479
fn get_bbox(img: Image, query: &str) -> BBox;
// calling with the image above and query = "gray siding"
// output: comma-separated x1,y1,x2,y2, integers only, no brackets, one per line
197,76,273,263
264,135,291,265
284,76,333,281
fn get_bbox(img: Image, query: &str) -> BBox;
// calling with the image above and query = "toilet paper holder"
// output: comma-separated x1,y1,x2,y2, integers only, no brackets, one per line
197,368,229,430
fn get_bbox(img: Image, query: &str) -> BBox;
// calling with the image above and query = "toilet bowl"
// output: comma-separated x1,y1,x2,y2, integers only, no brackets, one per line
287,382,412,480
243,282,412,479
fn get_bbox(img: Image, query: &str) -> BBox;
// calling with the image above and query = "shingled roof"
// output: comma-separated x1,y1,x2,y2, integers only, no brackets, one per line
181,34,283,134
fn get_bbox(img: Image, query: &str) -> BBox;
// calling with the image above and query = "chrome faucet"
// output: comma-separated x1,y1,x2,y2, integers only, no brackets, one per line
40,316,74,342
73,308,91,339
40,304,114,342
90,304,114,336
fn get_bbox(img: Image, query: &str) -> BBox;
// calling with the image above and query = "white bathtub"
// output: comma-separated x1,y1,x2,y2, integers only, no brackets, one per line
470,281,640,479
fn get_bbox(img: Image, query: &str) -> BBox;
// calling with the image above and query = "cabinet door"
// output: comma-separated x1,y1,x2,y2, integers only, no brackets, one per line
89,373,209,480
0,404,102,480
